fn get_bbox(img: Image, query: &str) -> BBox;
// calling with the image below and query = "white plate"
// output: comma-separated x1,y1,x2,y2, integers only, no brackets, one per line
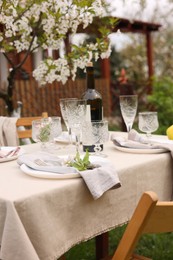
0,147,23,163
20,155,106,179
20,164,81,179
54,131,75,144
114,145,168,154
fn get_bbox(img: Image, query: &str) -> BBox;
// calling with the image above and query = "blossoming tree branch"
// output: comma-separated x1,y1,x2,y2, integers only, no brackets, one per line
0,0,117,115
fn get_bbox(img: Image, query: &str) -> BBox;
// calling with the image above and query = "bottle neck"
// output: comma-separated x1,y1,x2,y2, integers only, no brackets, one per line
86,66,95,90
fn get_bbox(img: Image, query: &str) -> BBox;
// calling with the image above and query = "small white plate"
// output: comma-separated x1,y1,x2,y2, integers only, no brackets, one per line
114,145,168,154
0,147,23,163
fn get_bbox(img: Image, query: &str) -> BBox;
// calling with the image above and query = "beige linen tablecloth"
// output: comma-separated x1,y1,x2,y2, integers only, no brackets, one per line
0,132,173,260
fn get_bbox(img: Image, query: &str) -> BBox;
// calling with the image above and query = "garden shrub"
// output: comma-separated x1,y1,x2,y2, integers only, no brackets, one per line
148,76,173,135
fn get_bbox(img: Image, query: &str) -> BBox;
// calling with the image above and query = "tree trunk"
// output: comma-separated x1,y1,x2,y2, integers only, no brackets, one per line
0,69,16,116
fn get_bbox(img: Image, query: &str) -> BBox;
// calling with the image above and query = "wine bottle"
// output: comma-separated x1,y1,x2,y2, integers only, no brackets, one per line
81,62,103,152
82,62,102,121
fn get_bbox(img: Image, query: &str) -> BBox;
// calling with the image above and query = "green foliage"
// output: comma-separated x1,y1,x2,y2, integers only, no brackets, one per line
65,237,95,260
63,225,173,260
64,225,173,260
39,124,51,142
120,34,148,83
147,76,173,134
66,150,92,171
136,233,173,260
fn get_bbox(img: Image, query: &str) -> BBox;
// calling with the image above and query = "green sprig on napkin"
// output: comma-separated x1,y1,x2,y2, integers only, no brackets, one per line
67,150,93,171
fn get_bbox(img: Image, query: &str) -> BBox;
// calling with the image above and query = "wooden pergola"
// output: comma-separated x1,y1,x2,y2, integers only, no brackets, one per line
78,17,161,94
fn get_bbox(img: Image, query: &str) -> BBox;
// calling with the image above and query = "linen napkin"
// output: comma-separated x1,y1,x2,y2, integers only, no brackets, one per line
128,129,173,154
80,160,121,200
0,146,21,158
111,134,154,149
111,129,173,153
17,152,121,200
17,152,77,174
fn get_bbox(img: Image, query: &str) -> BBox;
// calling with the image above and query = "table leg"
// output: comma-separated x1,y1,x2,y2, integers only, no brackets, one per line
95,232,109,260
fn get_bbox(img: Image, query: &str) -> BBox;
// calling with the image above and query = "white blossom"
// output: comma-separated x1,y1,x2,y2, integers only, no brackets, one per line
100,43,112,59
0,0,113,85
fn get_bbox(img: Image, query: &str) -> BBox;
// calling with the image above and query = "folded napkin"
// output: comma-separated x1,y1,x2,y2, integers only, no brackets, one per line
80,160,121,200
111,129,173,153
17,152,77,174
128,129,173,154
17,152,121,200
0,147,20,158
111,135,154,149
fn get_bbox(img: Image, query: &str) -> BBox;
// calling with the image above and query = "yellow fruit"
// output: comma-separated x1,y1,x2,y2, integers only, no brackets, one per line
166,125,173,140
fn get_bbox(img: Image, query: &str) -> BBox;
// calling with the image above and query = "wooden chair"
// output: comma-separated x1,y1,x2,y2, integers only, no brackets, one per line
16,112,48,139
107,191,173,260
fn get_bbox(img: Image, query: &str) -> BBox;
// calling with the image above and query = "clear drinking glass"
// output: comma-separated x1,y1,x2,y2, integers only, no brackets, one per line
50,117,62,139
32,118,53,149
138,112,159,137
119,95,138,132
59,98,77,145
82,120,109,157
48,116,62,150
65,99,87,153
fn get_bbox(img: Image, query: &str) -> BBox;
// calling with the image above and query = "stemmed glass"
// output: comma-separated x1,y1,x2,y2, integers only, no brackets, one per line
32,118,52,150
138,112,159,138
119,95,138,132
64,99,87,153
32,117,62,151
59,98,77,145
82,120,109,157
48,116,62,150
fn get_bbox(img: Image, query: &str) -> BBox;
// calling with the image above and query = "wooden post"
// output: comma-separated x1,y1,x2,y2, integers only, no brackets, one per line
95,232,109,259
101,58,111,84
100,58,112,117
146,31,154,94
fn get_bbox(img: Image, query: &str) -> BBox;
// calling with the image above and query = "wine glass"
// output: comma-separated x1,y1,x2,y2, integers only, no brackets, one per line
32,118,52,150
119,95,138,132
65,99,87,153
138,112,159,138
82,120,109,157
50,117,62,139
59,98,77,145
48,116,62,151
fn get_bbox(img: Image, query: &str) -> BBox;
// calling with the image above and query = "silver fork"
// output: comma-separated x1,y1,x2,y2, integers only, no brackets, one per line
34,159,48,166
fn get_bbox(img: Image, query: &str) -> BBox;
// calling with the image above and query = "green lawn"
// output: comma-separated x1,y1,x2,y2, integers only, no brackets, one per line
64,225,173,260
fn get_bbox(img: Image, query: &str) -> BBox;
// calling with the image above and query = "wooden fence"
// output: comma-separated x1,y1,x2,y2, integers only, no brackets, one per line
0,78,112,117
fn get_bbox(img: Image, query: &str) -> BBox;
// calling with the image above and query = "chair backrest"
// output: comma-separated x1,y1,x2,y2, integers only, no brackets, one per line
16,112,48,139
112,191,173,260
